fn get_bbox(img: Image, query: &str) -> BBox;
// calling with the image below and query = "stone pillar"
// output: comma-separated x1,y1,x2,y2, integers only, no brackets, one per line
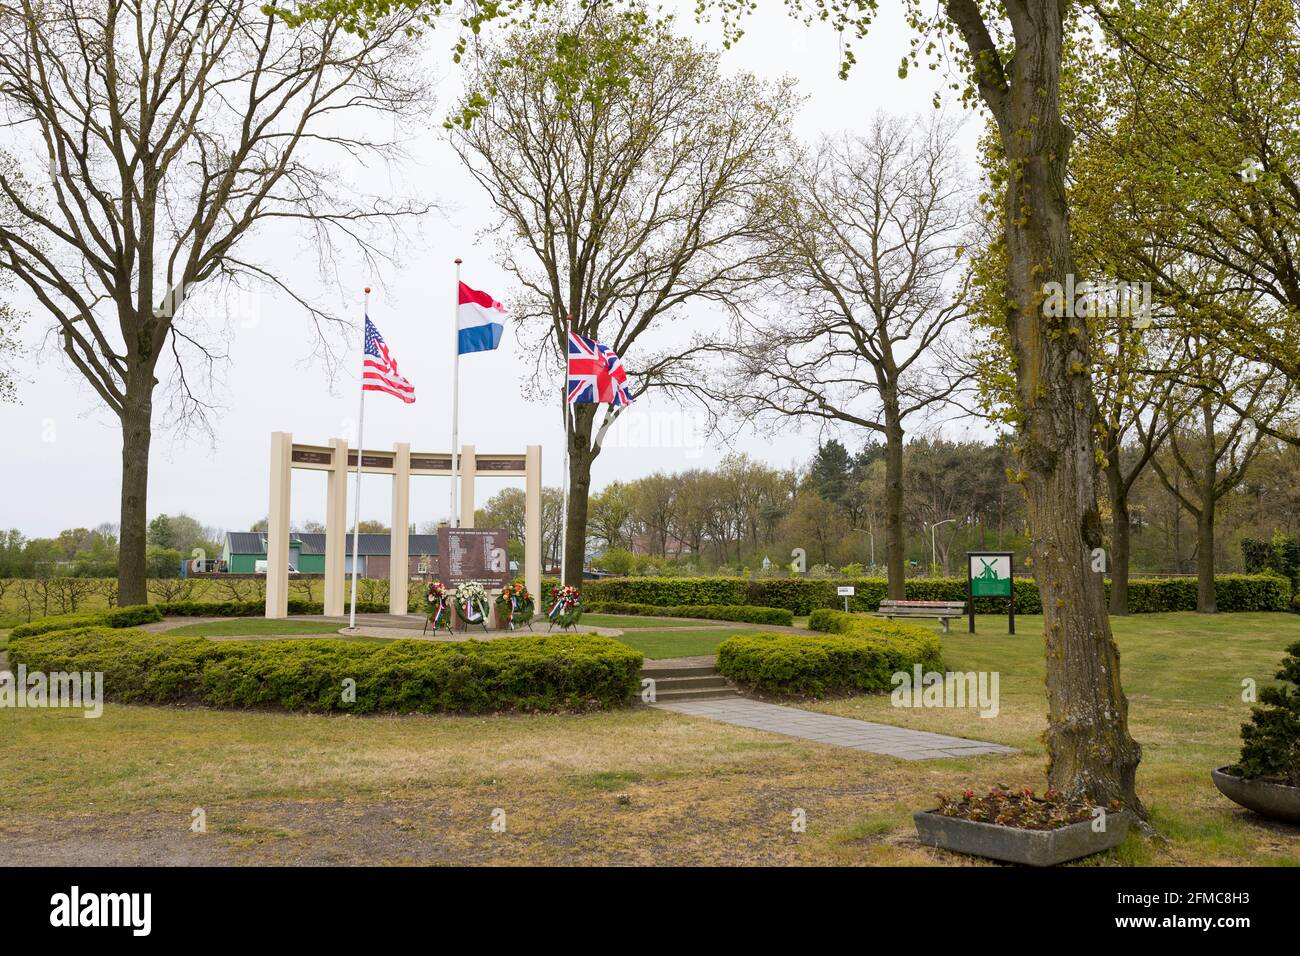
390,442,411,615
525,444,542,601
459,444,476,528
266,431,292,619
323,437,348,617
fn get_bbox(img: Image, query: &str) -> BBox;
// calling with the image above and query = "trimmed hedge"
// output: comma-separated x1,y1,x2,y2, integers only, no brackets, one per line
8,627,643,714
585,574,1291,615
1114,575,1291,613
582,577,750,607
717,611,942,697
9,603,162,639
153,599,390,617
585,601,793,626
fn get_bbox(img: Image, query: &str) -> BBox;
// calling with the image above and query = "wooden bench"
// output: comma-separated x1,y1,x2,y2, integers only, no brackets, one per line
874,599,967,633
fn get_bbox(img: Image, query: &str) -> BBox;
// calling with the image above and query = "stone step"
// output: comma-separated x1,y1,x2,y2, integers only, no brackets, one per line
648,674,730,691
651,685,741,703
641,664,717,679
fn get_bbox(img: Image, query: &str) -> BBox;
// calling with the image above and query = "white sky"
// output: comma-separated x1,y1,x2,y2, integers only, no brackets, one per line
0,3,991,539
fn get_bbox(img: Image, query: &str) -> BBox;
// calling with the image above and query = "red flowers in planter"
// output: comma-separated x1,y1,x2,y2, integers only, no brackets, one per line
935,784,1119,831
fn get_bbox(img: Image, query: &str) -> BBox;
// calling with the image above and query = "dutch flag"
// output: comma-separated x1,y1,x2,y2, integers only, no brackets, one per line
457,281,507,354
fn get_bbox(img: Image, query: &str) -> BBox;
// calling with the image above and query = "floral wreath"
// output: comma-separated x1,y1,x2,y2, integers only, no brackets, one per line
495,582,535,630
547,584,582,630
424,581,452,634
453,581,491,630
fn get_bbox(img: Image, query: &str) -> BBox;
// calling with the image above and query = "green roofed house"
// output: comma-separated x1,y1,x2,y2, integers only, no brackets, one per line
221,532,441,579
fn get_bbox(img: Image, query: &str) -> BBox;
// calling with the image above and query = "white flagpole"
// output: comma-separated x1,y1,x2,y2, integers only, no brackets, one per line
560,314,571,586
348,287,370,630
451,258,462,527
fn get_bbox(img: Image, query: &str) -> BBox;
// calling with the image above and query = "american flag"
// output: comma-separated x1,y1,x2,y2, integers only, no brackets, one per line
567,332,633,406
363,316,415,403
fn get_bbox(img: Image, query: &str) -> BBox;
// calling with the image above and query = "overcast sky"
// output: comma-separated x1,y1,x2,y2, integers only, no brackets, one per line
0,2,994,539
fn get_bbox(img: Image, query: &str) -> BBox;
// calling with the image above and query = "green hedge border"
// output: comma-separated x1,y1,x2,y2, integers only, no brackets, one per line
584,574,1291,615
8,626,643,714
9,603,162,638
717,611,942,697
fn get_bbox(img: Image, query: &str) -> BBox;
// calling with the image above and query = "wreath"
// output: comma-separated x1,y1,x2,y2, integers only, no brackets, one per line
495,582,535,630
453,581,491,631
546,584,583,630
423,581,452,635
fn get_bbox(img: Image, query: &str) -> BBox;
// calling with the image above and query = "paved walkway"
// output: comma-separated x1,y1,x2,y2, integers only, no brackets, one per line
654,697,1016,760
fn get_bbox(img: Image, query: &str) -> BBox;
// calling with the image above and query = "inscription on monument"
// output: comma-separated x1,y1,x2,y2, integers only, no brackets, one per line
437,527,509,588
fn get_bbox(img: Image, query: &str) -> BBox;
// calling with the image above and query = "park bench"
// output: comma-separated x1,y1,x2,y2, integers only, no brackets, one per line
874,599,967,633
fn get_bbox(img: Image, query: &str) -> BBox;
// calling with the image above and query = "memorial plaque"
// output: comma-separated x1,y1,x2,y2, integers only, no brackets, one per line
476,456,527,472
291,449,332,466
346,452,395,470
410,455,453,472
437,527,510,588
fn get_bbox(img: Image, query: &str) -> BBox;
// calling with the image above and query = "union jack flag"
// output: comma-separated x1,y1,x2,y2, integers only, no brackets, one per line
567,332,633,406
362,316,415,403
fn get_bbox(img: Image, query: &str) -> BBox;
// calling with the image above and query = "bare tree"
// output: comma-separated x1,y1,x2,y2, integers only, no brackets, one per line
451,6,791,586
1154,339,1294,612
711,113,973,600
0,0,427,603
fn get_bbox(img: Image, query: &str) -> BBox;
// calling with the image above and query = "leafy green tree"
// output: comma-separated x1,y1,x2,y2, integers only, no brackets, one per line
1081,0,1300,389
808,441,854,512
588,483,635,551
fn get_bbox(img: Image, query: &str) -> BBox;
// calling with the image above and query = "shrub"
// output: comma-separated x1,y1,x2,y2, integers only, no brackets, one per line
9,627,643,714
585,602,793,626
102,603,163,628
1233,640,1300,786
9,603,162,638
717,611,942,697
10,613,107,639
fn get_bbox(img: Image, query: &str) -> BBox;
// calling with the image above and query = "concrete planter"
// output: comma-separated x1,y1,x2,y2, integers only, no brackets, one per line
914,809,1132,866
1211,766,1300,824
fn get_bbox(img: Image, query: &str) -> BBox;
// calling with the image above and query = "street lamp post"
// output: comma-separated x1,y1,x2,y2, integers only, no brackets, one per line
929,518,956,576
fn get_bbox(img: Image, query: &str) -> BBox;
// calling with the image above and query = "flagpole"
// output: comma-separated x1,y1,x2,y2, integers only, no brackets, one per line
348,287,370,631
451,258,462,528
560,313,571,586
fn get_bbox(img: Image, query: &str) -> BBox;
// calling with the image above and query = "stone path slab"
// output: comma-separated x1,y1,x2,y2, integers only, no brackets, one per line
654,697,1016,760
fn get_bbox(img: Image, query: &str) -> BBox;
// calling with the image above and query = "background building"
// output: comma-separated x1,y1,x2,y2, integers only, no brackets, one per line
221,532,440,578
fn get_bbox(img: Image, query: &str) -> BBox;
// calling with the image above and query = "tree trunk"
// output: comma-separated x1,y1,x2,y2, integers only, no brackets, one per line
1197,400,1217,613
1106,457,1132,615
563,404,597,589
1000,14,1143,812
117,376,154,606
1197,499,1216,613
883,401,906,600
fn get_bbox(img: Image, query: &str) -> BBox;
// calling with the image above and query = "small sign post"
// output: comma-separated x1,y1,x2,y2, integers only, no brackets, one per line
837,585,855,612
966,551,1015,634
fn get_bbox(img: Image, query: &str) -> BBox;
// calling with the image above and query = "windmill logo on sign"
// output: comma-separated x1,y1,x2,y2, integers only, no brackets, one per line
967,551,1015,634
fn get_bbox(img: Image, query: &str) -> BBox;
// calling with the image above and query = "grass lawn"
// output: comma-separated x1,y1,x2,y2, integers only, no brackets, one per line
1,611,1297,866
581,613,710,629
609,625,771,658
164,619,347,638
